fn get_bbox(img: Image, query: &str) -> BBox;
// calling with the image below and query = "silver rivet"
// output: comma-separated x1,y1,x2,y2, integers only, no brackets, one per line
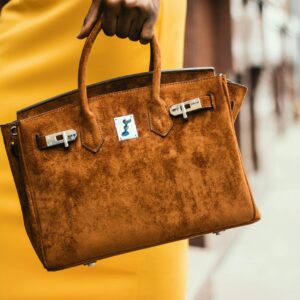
84,261,96,267
10,125,18,137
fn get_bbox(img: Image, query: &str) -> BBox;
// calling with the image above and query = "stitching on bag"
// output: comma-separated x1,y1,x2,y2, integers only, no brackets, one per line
91,76,219,100
147,97,173,137
148,104,157,135
148,107,157,135
20,76,220,123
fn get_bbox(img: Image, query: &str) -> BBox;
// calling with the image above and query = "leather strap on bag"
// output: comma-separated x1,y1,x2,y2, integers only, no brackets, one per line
78,20,173,153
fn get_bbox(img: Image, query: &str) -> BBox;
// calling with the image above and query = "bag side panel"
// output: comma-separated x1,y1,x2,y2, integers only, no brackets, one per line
221,77,261,222
0,122,45,265
227,82,248,121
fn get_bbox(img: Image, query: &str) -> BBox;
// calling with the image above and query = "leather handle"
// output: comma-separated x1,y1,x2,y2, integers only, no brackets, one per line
78,20,172,153
78,20,161,116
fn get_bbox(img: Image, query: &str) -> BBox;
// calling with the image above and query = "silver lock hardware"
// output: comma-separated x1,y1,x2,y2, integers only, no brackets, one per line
169,98,203,120
45,129,77,148
10,125,18,137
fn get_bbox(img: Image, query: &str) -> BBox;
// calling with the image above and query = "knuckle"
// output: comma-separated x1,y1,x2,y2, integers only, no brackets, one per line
123,0,137,6
138,2,155,15
122,0,154,15
104,0,121,9
138,3,149,13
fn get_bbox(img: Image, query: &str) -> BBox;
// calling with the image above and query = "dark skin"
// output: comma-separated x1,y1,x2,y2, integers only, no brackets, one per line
0,0,160,44
77,0,160,44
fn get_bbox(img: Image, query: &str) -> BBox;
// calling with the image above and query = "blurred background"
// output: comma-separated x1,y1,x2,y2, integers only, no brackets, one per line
184,0,300,299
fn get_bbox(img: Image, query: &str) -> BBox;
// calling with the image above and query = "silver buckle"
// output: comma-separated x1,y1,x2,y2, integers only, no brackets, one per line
45,129,77,148
169,98,202,120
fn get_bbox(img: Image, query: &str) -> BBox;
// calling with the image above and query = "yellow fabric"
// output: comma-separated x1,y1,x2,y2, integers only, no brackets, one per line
0,1,188,300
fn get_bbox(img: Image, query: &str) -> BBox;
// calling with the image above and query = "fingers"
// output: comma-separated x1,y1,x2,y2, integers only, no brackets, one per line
101,2,120,36
140,17,155,44
116,8,137,39
77,0,102,39
77,0,160,43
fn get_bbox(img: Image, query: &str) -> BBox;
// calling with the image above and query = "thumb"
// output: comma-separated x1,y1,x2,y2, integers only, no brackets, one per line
140,17,155,44
77,0,102,39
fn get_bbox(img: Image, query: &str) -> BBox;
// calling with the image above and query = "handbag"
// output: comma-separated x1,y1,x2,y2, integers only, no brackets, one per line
1,21,260,271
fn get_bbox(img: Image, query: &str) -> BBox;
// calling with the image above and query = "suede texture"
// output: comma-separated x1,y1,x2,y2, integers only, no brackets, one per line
1,74,260,271
0,24,260,271
227,81,248,122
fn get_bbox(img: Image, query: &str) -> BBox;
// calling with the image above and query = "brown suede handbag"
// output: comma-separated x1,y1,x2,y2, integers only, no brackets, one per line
1,21,260,271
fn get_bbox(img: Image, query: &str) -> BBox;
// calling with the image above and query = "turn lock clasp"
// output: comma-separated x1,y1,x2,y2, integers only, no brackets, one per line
45,129,77,148
169,98,203,120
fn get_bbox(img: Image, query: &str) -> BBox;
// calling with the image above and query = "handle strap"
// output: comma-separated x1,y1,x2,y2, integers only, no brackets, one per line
78,20,172,153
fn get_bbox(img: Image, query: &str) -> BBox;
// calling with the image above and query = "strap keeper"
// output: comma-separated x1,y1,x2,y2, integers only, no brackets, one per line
36,129,77,150
208,93,216,109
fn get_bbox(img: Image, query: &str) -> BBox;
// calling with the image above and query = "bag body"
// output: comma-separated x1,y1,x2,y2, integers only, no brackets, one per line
1,22,260,271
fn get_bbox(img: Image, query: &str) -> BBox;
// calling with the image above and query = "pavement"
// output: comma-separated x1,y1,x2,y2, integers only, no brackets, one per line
212,122,300,300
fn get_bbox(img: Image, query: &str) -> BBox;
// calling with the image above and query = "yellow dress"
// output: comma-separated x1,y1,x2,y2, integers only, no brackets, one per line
0,1,188,300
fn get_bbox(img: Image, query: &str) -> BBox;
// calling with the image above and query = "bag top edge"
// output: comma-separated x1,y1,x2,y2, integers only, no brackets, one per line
17,67,215,119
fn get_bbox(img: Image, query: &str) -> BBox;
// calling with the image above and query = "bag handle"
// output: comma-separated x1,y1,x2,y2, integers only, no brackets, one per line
78,20,173,153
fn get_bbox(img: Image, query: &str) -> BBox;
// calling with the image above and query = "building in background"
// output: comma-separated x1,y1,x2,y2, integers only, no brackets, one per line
185,1,300,299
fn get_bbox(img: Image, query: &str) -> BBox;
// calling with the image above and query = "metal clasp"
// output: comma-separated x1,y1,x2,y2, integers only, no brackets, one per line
10,125,18,137
169,98,202,120
45,129,77,148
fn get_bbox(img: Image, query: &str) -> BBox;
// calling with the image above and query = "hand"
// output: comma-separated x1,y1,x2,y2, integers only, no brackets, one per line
77,0,160,44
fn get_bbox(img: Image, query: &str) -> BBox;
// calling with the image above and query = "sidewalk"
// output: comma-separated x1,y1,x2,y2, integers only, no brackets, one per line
212,122,300,300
